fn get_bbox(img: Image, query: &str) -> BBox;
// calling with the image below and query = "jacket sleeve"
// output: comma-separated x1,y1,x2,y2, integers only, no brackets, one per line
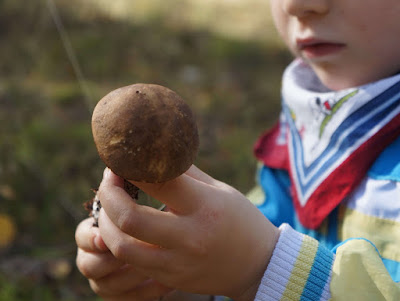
255,224,400,301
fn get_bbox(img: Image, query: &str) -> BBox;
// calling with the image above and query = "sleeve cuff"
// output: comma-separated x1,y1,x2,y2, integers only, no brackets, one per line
255,224,335,301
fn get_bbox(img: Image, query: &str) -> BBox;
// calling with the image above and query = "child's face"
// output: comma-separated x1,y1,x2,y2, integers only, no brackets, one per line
270,0,400,90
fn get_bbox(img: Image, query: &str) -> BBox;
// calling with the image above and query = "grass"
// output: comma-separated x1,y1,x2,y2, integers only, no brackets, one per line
0,0,291,299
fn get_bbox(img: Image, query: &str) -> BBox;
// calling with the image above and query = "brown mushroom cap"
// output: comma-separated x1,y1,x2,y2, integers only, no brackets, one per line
92,83,199,183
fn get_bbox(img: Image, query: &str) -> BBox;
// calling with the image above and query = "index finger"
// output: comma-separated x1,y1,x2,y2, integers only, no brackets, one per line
133,174,212,215
102,167,207,214
130,165,219,214
75,217,109,253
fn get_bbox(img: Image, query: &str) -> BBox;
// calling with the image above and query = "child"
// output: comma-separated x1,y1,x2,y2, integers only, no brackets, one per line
75,0,400,300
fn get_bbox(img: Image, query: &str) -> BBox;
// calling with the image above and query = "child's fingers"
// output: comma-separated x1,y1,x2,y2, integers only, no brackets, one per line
98,209,172,271
88,264,149,296
98,167,216,249
76,248,124,280
98,166,230,251
130,164,228,214
100,169,200,214
75,218,109,253
130,172,210,214
97,178,191,248
184,164,220,186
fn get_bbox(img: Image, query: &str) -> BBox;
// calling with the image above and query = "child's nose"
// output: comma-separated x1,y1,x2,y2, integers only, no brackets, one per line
282,0,329,18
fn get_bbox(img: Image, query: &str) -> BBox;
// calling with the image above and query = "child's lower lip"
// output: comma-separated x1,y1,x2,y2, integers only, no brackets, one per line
300,43,345,58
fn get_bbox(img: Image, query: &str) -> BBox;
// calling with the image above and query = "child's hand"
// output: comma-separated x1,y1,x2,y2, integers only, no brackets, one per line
75,218,173,299
97,165,280,300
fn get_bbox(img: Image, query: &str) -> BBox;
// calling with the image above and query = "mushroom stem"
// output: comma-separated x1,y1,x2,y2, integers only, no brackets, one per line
123,180,140,200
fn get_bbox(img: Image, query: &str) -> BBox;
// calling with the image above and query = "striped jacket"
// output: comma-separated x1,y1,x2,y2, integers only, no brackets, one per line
250,135,400,300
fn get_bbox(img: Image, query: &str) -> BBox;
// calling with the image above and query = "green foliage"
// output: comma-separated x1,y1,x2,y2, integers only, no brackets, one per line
0,0,290,299
0,276,18,301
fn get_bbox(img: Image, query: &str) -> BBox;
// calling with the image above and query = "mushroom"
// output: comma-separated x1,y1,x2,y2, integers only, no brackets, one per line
87,84,199,225
92,83,199,182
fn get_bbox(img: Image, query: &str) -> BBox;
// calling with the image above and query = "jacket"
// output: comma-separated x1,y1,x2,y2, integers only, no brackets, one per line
250,134,400,300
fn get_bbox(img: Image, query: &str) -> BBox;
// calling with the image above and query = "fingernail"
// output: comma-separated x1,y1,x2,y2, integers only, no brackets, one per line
103,167,111,179
94,233,107,251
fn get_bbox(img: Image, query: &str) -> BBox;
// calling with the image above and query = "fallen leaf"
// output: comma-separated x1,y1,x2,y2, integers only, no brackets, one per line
0,213,16,249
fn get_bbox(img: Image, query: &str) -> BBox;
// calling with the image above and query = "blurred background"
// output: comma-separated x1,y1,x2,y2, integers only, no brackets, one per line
0,0,291,299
